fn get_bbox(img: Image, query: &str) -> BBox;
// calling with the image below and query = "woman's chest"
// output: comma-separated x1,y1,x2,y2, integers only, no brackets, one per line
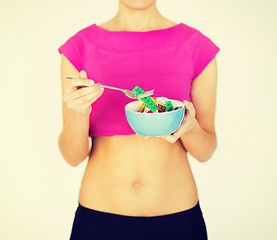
82,46,194,100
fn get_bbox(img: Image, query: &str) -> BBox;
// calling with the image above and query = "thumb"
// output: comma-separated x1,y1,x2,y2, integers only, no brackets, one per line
183,100,191,108
183,100,191,115
183,100,195,117
79,70,87,79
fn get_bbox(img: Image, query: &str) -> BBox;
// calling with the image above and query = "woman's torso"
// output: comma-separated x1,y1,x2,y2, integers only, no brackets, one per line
78,20,198,217
78,134,198,217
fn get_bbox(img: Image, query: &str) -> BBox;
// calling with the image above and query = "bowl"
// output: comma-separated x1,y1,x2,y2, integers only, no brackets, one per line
125,99,185,136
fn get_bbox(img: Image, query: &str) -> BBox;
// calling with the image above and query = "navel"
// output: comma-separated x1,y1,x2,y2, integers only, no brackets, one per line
132,179,142,189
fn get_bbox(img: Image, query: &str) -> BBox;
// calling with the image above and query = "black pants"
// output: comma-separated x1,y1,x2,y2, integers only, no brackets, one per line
70,200,208,240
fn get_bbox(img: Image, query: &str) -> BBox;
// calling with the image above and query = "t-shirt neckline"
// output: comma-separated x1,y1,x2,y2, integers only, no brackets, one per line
93,23,183,34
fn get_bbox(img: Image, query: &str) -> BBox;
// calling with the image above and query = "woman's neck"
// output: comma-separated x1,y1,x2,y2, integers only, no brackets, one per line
106,1,172,32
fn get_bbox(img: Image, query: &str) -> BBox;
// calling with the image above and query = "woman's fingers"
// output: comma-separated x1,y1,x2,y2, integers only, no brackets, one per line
64,78,95,92
66,88,104,109
135,133,159,139
144,135,161,139
65,85,102,101
62,69,105,115
183,100,195,119
75,90,104,111
70,78,95,88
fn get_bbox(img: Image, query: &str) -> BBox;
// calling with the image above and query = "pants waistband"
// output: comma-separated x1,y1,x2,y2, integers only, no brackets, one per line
75,200,203,231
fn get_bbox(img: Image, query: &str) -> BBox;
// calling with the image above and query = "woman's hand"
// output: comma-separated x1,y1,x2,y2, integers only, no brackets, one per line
63,70,104,116
136,100,197,143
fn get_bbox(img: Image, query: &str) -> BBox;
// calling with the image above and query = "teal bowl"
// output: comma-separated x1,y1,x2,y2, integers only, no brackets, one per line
125,99,185,136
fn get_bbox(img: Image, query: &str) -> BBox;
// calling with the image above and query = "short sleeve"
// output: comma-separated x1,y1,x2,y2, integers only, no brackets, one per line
191,30,220,79
58,31,83,72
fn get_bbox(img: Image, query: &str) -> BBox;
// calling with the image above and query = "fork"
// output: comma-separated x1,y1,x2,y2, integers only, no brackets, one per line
65,76,154,99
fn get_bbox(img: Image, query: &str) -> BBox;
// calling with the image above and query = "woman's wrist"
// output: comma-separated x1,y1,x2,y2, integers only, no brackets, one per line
71,107,91,119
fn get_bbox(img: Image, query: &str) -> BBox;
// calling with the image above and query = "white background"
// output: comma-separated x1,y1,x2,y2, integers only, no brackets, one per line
0,0,276,239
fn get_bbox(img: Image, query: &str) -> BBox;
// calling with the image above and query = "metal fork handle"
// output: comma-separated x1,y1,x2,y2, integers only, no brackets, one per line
94,83,154,98
94,83,125,92
65,77,153,98
65,77,125,91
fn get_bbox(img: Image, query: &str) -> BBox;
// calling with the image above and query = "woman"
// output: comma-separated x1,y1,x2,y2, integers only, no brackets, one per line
58,0,220,239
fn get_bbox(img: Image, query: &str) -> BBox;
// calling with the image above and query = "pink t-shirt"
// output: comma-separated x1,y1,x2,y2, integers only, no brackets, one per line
58,23,220,137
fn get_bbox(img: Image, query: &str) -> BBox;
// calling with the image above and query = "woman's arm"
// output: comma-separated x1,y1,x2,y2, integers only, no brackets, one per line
180,57,218,162
58,55,90,166
58,111,90,167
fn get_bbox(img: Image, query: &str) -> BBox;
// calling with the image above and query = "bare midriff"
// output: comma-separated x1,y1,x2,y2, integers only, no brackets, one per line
78,134,198,217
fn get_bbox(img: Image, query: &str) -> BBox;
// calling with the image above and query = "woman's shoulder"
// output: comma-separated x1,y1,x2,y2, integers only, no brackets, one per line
179,23,219,49
74,23,97,36
178,23,208,40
